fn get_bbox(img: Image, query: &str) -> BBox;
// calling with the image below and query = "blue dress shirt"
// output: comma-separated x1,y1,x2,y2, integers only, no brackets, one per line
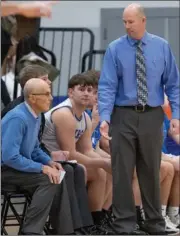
98,31,180,123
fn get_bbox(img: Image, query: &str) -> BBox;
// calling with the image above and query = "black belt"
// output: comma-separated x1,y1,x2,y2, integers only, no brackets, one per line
119,105,155,112
1,165,9,171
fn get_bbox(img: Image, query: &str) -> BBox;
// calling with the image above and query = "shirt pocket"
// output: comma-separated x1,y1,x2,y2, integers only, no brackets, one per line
148,57,165,77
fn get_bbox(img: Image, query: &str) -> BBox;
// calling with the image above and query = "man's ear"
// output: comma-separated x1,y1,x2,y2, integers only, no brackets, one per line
68,88,73,98
28,94,36,104
142,16,146,23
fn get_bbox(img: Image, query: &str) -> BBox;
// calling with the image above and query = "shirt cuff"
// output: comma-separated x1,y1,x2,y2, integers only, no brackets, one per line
100,114,111,123
34,163,43,173
42,155,51,165
172,110,180,120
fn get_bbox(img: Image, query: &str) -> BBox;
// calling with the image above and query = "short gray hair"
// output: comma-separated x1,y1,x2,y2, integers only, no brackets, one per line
18,65,48,88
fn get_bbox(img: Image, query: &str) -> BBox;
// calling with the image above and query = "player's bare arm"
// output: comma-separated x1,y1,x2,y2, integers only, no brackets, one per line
52,108,107,169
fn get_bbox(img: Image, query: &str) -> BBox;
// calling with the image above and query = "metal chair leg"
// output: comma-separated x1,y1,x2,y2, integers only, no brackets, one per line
1,196,10,234
18,197,29,235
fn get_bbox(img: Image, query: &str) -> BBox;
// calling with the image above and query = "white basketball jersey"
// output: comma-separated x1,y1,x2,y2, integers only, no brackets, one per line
42,98,87,153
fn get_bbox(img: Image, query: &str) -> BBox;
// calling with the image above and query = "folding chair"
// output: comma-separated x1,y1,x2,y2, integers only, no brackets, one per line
1,185,50,235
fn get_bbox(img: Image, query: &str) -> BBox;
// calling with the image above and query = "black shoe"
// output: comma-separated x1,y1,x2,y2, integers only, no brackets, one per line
75,227,95,235
130,229,148,235
136,206,146,229
146,232,167,235
105,209,115,224
64,233,76,235
108,225,148,235
86,224,114,235
103,208,115,223
47,229,57,235
48,229,75,235
20,232,42,235
85,225,106,235
99,215,111,231
91,210,113,234
95,209,115,233
100,211,147,235
96,225,114,235
79,227,92,235
97,224,147,235
140,226,167,235
105,230,146,235
134,224,149,235
74,228,87,235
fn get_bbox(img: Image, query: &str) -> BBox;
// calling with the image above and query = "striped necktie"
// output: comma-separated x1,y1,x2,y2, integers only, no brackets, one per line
136,41,148,106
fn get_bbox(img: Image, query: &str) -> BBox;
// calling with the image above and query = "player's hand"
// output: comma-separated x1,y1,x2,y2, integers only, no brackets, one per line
48,160,64,170
170,119,180,135
102,158,112,174
51,150,69,161
92,103,100,128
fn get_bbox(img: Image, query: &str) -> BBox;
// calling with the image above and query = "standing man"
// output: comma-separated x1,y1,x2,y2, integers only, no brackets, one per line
98,3,180,235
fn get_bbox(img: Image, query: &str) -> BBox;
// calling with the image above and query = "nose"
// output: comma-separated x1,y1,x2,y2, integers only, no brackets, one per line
84,90,89,96
49,94,53,101
48,79,52,86
125,22,130,29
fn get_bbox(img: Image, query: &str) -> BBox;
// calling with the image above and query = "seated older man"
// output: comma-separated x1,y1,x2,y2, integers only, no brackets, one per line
1,79,64,235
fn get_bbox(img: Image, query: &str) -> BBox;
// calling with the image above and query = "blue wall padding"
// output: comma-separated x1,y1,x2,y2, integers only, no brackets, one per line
52,96,68,107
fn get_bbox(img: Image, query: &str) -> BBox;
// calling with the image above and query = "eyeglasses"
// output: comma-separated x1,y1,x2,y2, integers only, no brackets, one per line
31,92,52,97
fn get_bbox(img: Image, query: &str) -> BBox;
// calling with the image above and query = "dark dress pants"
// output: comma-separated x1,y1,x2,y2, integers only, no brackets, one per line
62,163,93,229
1,167,74,235
109,106,165,234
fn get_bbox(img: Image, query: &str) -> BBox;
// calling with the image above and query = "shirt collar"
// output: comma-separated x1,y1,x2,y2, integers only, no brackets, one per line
24,102,38,118
127,31,149,46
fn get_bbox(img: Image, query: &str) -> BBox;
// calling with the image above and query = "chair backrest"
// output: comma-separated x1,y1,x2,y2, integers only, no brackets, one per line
81,49,106,72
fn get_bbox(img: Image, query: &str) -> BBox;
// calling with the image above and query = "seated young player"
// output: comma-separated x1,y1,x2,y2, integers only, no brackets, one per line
84,70,113,227
161,112,180,229
42,73,113,234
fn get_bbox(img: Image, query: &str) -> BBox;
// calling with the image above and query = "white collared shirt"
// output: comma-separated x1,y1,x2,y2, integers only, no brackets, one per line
24,102,38,118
